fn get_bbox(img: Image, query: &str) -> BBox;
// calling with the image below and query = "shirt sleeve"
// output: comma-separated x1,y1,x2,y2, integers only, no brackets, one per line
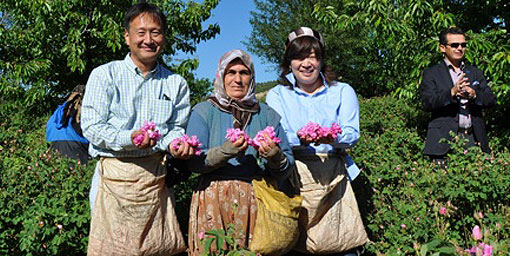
185,107,211,173
419,67,457,112
334,85,360,149
266,88,301,146
157,76,190,152
81,67,135,151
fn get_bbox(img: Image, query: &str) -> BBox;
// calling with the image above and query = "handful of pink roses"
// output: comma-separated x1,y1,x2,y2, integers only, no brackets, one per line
225,128,250,143
171,135,202,156
297,121,342,144
248,126,281,149
133,121,162,146
225,126,281,150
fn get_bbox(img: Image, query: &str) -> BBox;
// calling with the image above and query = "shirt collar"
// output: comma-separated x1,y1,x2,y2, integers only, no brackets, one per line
124,53,160,78
285,72,329,96
444,58,465,72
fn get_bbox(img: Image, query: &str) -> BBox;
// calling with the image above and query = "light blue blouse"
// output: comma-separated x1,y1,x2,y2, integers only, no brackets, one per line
266,73,361,180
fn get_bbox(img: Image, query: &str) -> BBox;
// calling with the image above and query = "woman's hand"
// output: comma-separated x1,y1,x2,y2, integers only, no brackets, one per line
232,135,249,152
317,136,335,145
258,134,278,158
258,134,286,169
299,134,334,145
299,134,315,145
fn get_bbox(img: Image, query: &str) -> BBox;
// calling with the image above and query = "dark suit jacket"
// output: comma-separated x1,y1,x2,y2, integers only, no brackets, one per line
419,61,496,156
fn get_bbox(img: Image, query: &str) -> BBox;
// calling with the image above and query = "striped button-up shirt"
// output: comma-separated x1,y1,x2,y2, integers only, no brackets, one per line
81,54,190,158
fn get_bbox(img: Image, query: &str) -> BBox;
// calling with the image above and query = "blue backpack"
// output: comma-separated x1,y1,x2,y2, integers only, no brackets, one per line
46,102,89,144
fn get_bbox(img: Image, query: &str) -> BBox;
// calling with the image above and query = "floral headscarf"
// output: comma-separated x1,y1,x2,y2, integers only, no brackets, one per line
208,49,259,129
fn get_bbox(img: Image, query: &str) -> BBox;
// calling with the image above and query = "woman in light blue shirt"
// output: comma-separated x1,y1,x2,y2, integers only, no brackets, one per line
266,27,367,255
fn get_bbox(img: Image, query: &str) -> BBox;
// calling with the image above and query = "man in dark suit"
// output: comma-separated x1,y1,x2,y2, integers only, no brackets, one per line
420,27,496,162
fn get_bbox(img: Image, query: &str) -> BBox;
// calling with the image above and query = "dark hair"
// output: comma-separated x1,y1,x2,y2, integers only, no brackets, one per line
279,35,336,88
439,27,464,45
123,2,167,33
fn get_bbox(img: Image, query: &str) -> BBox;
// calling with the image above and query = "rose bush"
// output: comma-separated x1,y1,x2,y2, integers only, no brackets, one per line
352,96,510,255
1,95,509,255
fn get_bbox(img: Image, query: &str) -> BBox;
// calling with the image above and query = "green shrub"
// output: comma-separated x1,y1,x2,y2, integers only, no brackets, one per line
2,94,509,255
352,96,510,255
0,112,93,255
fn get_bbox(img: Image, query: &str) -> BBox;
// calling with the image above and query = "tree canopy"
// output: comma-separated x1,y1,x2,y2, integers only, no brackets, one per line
246,0,510,103
0,0,219,112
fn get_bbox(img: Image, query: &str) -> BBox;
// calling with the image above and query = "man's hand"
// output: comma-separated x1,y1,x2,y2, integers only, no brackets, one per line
451,73,471,98
131,130,156,149
462,85,476,99
169,141,195,160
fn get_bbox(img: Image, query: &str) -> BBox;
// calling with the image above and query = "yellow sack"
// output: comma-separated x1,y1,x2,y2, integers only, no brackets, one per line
249,178,303,256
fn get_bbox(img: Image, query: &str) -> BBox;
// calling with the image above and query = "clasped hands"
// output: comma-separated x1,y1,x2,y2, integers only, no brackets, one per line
451,73,476,99
131,130,195,159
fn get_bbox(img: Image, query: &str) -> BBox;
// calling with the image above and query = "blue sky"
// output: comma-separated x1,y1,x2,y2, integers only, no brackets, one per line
177,0,278,83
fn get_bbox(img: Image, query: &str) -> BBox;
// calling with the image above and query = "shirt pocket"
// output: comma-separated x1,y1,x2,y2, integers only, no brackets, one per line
150,99,174,125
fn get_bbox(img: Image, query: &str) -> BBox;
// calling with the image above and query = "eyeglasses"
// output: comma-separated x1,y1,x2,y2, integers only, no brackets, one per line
446,42,467,48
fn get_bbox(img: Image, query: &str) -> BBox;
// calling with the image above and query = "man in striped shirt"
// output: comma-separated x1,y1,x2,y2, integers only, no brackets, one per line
81,2,193,254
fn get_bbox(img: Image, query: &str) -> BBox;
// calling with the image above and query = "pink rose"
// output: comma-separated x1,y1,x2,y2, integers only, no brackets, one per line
198,231,205,240
249,126,281,149
226,128,249,143
472,225,482,240
483,243,493,256
297,122,342,143
134,121,162,146
171,135,202,156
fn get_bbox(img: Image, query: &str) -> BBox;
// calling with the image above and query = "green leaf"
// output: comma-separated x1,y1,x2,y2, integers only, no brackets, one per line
204,237,214,253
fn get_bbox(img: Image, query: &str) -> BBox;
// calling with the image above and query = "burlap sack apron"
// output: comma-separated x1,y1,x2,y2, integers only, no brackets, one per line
293,153,368,254
87,154,186,256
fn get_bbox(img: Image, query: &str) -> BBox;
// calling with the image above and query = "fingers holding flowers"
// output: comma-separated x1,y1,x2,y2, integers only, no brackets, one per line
258,134,278,158
297,122,342,145
170,135,202,159
132,121,161,149
232,135,249,152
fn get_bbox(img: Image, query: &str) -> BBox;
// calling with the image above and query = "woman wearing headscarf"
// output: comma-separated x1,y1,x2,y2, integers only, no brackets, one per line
186,49,294,255
266,27,368,255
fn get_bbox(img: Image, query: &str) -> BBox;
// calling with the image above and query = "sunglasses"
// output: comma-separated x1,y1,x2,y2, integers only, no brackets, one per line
446,42,467,48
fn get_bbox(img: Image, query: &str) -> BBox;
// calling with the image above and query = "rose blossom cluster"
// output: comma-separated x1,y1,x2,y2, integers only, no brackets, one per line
225,128,250,143
133,121,162,146
466,243,493,256
248,126,281,149
297,122,342,143
225,126,281,149
464,225,493,255
171,135,202,156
